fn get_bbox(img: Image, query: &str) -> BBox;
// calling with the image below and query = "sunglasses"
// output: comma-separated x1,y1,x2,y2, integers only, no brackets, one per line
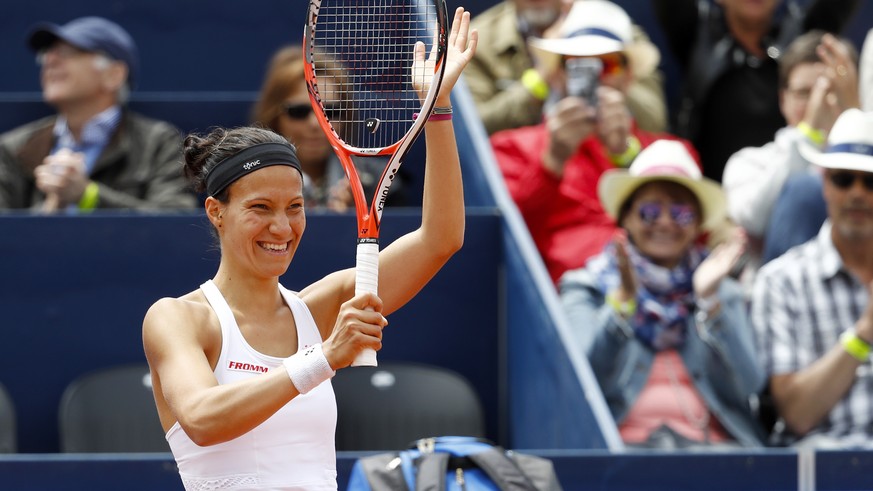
283,103,344,121
562,53,627,78
637,202,697,227
598,52,628,77
828,171,873,192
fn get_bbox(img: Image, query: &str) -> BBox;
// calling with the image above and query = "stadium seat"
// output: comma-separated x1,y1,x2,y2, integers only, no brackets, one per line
332,361,486,451
58,364,169,453
0,381,16,453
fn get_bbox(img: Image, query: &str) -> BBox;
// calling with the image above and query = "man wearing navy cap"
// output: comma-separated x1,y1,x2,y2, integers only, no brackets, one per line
0,16,196,211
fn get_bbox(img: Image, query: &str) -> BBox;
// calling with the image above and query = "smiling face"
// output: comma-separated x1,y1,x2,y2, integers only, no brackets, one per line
209,165,306,280
620,181,702,269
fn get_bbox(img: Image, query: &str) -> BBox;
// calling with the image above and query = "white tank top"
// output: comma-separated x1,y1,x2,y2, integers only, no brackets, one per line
166,280,338,491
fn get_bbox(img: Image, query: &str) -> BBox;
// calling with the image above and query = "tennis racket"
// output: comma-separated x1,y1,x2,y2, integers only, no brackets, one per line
304,0,448,366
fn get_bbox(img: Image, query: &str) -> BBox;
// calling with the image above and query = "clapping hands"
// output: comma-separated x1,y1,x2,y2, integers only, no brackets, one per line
693,227,748,299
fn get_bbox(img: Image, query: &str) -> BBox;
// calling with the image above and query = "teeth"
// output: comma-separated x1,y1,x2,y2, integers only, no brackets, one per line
262,242,287,251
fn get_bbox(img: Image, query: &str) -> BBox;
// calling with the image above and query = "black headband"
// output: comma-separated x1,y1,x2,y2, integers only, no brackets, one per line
205,142,303,197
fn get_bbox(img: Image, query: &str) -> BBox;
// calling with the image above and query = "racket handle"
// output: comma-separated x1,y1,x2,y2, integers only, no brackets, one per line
352,241,379,367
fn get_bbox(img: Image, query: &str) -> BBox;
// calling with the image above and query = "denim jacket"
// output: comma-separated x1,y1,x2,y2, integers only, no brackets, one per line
559,265,766,447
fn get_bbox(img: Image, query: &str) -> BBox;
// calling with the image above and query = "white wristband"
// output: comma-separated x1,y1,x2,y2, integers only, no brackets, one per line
283,344,335,394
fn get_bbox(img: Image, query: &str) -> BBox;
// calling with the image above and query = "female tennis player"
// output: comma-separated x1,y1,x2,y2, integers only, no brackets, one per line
142,8,476,490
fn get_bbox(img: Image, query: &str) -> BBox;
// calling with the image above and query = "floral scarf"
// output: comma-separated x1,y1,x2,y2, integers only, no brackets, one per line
588,240,707,351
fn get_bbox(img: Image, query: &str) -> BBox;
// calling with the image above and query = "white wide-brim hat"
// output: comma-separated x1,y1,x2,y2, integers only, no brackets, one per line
799,108,873,172
598,140,726,230
528,0,660,78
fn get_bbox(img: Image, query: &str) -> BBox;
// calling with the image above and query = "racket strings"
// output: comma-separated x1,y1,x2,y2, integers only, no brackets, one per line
309,0,440,149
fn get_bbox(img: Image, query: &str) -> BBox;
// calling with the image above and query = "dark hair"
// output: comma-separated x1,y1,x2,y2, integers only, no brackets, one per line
183,126,292,201
779,30,858,89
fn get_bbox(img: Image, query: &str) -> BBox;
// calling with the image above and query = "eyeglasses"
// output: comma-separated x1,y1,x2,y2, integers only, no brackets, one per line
282,103,343,121
828,171,873,191
637,202,697,227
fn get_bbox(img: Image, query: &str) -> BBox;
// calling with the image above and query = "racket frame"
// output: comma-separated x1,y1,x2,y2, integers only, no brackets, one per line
304,0,449,366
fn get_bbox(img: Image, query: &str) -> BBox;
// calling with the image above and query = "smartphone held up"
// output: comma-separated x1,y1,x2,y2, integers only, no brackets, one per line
565,57,602,108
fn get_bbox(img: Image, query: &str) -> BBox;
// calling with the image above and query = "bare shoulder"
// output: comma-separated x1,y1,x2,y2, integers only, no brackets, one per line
143,289,216,344
145,290,209,324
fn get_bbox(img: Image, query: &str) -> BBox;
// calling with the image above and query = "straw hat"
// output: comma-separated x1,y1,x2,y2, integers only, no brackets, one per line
528,0,660,78
799,108,873,172
598,140,726,230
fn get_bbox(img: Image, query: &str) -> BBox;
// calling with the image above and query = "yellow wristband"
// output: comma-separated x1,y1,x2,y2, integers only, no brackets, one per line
609,135,641,167
606,291,637,317
521,69,549,101
797,122,826,147
840,329,870,362
78,182,99,211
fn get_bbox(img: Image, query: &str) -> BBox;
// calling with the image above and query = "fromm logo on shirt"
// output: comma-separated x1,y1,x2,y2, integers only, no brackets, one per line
227,361,269,374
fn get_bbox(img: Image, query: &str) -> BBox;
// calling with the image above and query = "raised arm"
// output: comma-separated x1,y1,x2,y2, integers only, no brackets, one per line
302,7,478,330
374,7,478,309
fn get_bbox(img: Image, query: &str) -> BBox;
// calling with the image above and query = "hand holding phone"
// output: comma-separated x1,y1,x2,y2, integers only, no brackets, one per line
565,57,602,108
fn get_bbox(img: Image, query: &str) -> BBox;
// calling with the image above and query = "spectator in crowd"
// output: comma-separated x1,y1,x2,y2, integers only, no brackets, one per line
862,28,873,111
652,0,859,183
250,46,407,211
467,0,667,135
752,108,873,448
0,16,195,212
491,0,695,284
560,140,765,449
723,31,859,278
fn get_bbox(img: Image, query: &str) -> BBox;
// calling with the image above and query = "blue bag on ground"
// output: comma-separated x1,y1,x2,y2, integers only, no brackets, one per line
346,436,563,491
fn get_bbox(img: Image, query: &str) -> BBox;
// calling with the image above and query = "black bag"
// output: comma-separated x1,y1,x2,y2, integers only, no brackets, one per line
346,436,563,491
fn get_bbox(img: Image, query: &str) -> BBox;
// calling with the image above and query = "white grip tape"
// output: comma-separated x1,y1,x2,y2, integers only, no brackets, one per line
283,343,335,394
353,241,380,367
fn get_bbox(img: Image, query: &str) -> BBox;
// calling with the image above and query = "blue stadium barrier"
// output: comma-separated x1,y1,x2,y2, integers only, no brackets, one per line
452,80,619,450
5,449,873,491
